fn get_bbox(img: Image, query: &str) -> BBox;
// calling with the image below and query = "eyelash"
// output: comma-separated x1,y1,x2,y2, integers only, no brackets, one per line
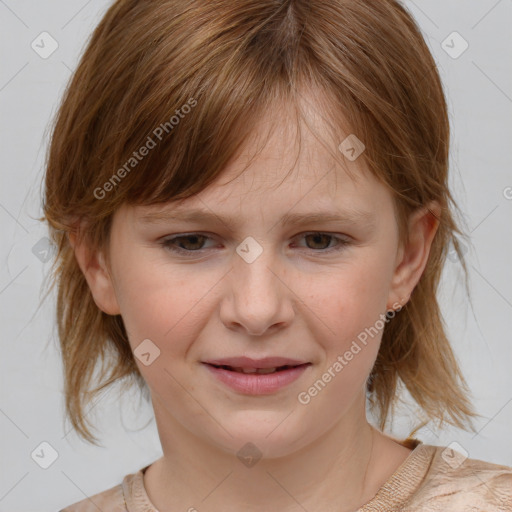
159,232,351,256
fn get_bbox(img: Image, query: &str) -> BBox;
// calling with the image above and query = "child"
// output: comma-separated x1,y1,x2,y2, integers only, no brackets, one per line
42,0,512,510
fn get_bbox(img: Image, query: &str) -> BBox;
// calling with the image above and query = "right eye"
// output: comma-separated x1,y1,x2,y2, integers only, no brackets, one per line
160,233,215,254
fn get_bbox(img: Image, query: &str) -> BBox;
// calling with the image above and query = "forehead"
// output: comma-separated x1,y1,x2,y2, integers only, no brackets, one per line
197,97,368,202
132,149,388,236
228,93,356,175
124,91,392,224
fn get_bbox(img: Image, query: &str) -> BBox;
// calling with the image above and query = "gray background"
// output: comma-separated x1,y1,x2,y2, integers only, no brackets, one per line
1,1,511,510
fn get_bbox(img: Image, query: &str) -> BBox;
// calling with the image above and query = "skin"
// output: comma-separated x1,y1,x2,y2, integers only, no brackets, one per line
71,96,440,511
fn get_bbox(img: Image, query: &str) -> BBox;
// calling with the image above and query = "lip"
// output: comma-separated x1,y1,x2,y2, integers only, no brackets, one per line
202,360,311,395
203,356,308,369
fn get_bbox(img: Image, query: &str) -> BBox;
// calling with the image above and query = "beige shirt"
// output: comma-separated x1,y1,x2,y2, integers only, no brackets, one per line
60,441,512,511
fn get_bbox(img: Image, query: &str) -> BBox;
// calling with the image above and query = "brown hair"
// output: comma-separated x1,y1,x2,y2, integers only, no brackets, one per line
41,0,479,445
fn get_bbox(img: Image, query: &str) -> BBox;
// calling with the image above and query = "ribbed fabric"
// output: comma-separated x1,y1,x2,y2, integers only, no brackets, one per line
60,441,512,511
358,441,434,511
123,464,158,512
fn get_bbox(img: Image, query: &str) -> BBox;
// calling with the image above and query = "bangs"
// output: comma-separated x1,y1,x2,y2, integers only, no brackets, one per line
59,0,418,228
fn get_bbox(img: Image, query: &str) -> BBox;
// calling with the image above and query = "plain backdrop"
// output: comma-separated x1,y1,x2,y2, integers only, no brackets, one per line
1,1,511,510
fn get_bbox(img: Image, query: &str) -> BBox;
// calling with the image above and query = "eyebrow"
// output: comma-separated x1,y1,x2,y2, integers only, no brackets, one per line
138,206,377,232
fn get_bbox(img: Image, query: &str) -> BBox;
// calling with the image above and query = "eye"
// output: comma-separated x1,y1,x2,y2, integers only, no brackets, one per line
160,233,214,254
159,232,351,255
294,232,351,252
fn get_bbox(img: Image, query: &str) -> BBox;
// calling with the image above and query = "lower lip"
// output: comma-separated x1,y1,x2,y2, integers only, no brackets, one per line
203,363,310,395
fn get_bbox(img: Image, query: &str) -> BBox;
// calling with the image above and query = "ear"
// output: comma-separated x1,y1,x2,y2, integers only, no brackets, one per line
387,201,441,310
68,229,121,315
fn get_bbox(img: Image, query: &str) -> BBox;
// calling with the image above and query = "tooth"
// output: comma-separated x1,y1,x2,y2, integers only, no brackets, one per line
230,367,256,374
255,367,277,374
230,367,280,374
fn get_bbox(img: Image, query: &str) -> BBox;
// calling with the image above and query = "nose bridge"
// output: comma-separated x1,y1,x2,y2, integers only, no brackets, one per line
224,236,290,333
233,235,280,296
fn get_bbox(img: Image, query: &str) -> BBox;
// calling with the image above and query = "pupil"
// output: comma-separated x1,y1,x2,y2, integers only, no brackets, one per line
181,235,204,250
307,234,330,249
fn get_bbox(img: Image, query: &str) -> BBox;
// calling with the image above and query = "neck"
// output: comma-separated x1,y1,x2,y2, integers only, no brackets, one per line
144,393,389,512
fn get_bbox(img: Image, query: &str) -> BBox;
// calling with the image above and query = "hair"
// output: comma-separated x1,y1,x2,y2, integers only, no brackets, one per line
40,0,479,446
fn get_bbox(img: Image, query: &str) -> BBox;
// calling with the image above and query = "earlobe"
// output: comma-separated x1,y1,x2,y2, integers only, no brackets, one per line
68,231,121,316
387,201,441,310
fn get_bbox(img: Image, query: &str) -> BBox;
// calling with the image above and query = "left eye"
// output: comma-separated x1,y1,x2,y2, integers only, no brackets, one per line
294,233,350,251
160,232,351,255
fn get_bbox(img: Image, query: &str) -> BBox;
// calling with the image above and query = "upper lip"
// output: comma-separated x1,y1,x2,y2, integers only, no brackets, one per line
203,356,310,369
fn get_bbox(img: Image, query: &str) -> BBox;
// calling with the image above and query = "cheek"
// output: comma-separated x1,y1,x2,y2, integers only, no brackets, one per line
113,259,220,353
300,255,392,379
113,266,217,396
305,257,392,334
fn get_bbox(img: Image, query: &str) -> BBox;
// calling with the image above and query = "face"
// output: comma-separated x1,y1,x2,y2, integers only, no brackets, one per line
77,100,434,460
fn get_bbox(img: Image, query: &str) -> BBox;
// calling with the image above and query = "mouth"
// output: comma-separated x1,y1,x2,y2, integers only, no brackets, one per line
206,363,310,375
202,361,312,394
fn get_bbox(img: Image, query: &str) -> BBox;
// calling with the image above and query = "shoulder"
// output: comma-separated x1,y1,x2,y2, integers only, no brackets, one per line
58,481,126,512
408,444,512,510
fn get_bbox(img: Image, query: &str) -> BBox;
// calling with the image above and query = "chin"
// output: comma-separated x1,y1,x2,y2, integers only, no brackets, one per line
210,421,313,460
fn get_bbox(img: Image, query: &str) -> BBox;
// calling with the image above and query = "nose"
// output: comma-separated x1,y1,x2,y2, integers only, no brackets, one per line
219,242,295,336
